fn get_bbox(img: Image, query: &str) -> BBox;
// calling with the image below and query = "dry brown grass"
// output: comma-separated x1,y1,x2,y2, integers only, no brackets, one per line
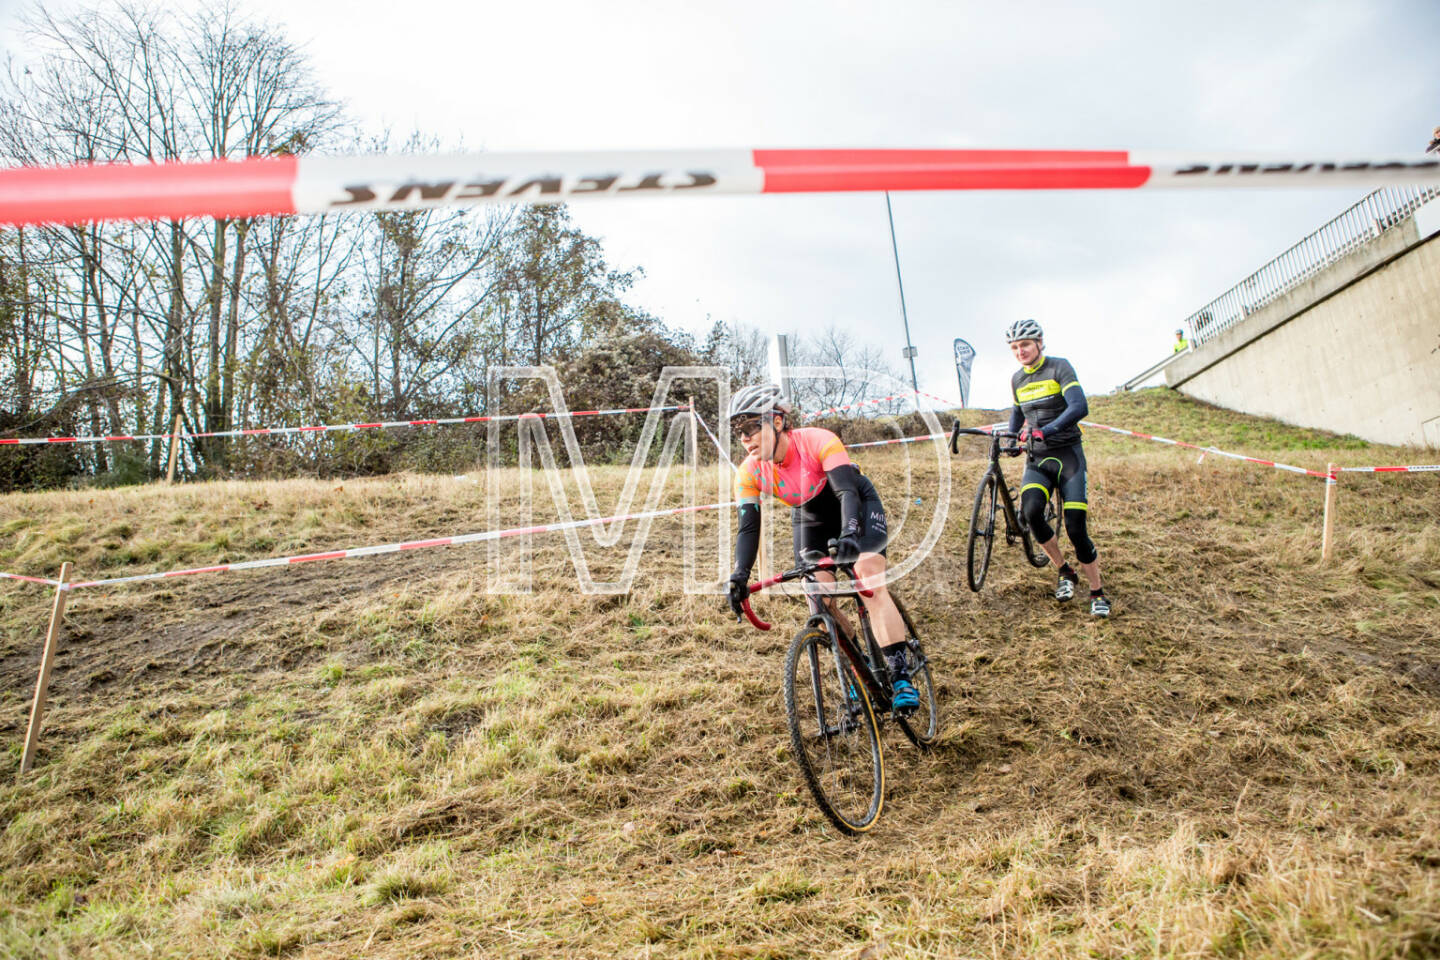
1,390,1438,959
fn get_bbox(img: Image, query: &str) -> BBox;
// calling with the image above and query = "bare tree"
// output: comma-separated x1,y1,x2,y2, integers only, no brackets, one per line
0,0,343,474
0,4,715,486
492,204,641,368
787,323,909,416
341,137,510,418
0,229,46,419
702,317,769,388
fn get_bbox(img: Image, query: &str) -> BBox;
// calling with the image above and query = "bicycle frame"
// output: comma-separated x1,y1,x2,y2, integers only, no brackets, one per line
739,559,894,715
952,425,1030,540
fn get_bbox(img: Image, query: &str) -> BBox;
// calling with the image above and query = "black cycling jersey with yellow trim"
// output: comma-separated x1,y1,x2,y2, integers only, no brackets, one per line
1009,355,1084,450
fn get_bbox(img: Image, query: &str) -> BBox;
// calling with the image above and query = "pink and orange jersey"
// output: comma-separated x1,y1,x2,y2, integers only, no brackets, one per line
735,427,853,507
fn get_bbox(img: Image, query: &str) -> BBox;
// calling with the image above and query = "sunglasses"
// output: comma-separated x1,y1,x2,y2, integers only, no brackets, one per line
732,418,766,439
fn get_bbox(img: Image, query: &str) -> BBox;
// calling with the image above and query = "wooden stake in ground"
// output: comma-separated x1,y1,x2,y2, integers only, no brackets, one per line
686,397,700,589
19,562,72,778
165,413,182,484
1321,462,1337,562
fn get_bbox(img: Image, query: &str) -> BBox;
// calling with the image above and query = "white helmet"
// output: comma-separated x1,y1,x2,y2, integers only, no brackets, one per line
729,383,792,420
1005,318,1044,343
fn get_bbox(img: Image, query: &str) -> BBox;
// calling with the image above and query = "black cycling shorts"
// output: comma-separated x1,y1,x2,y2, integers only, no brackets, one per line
1020,443,1088,510
791,473,889,562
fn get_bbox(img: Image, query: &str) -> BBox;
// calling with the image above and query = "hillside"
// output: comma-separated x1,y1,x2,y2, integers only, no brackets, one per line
2,389,1438,959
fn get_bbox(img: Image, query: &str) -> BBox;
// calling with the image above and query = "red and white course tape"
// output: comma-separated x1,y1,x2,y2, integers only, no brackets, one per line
0,571,62,587
1079,420,1335,479
4,149,1437,226
1337,464,1440,474
802,393,916,420
55,499,733,591
691,410,736,469
0,406,682,446
850,420,1013,450
917,390,965,410
848,432,948,449
846,419,1343,483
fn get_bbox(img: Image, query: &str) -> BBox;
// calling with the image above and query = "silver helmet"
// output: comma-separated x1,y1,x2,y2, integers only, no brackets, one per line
728,383,793,420
1004,318,1044,343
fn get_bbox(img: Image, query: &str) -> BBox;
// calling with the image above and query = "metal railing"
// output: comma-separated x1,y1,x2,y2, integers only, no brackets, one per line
1121,349,1186,391
1185,185,1440,345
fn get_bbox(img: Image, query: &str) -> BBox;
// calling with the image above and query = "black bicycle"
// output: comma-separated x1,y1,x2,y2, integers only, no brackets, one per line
949,423,1058,591
737,547,937,835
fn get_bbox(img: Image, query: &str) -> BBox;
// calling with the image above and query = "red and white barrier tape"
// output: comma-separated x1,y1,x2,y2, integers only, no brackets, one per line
54,499,733,591
850,420,1346,483
691,410,736,469
1337,464,1440,474
917,390,965,410
0,571,62,586
802,393,915,420
1079,420,1334,478
848,432,948,449
0,405,682,446
4,149,1437,226
849,421,1011,449
801,390,966,422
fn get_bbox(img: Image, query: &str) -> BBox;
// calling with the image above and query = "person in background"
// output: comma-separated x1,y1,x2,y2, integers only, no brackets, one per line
1426,125,1440,155
1173,328,1190,353
1004,319,1111,617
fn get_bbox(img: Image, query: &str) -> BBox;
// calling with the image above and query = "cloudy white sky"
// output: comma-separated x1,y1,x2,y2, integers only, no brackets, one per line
4,0,1437,407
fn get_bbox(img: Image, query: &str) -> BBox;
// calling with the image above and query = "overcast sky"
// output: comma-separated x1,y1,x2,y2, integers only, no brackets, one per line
4,0,1437,408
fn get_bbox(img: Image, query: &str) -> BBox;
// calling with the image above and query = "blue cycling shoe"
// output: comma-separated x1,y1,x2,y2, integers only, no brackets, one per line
891,679,919,716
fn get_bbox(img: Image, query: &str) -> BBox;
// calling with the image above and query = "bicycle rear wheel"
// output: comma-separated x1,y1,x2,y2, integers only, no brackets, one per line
784,626,885,835
967,472,998,591
891,597,939,748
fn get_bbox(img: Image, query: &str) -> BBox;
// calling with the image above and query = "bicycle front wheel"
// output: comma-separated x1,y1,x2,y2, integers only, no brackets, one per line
784,626,885,835
967,472,998,591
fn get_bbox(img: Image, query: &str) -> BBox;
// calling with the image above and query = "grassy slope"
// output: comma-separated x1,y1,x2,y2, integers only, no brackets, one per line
1,389,1438,959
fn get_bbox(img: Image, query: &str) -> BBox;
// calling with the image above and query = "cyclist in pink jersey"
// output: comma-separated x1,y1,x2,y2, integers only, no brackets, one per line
724,384,918,714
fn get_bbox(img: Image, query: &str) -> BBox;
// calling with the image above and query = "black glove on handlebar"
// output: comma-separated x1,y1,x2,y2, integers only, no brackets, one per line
833,533,862,565
726,573,749,619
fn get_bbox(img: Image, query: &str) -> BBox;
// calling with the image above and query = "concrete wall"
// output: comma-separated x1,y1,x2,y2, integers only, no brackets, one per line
1166,210,1440,449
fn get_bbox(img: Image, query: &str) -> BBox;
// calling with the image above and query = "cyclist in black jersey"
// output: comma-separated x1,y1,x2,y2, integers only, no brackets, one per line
1004,319,1110,617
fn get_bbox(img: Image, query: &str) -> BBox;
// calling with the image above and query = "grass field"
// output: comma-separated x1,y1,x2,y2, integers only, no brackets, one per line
1,389,1437,959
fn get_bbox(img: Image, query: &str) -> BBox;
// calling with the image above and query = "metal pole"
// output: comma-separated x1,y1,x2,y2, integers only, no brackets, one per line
770,334,793,406
885,192,921,410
